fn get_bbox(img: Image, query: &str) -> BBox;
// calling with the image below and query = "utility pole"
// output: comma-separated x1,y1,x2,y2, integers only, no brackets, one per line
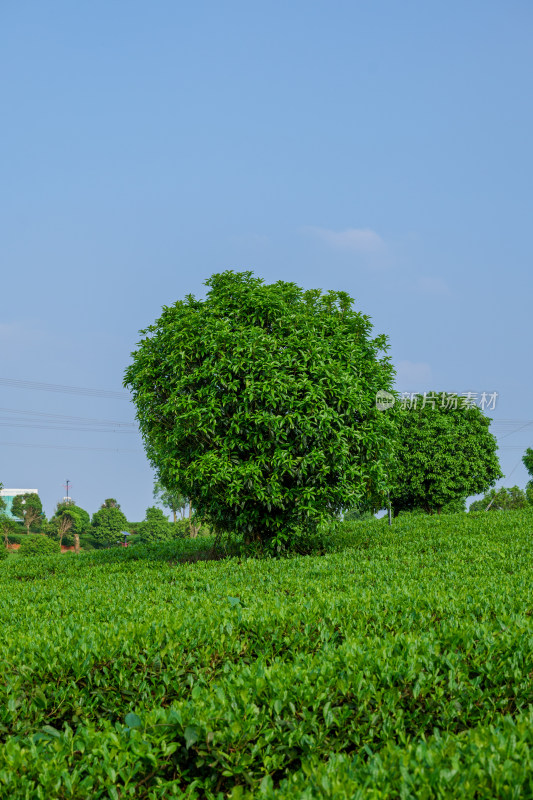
63,480,71,504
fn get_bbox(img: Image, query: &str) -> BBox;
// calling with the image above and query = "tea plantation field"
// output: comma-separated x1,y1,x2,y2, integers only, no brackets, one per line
1,511,532,799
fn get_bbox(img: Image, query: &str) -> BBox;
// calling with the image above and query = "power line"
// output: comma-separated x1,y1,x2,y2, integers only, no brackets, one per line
0,377,129,399
0,407,136,426
0,421,136,434
0,441,141,454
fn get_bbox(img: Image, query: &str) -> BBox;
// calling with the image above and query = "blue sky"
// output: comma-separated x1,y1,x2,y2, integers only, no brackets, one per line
1,0,532,520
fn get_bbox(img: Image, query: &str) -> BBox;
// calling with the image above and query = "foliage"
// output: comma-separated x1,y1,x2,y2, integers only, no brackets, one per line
0,510,533,795
46,503,91,547
0,513,17,549
10,493,44,533
91,505,129,545
153,477,187,522
522,448,533,506
100,498,121,509
0,483,5,514
137,506,176,543
173,517,211,538
388,396,502,515
125,271,397,547
54,502,90,533
17,534,61,557
469,485,528,512
440,496,467,513
522,447,533,478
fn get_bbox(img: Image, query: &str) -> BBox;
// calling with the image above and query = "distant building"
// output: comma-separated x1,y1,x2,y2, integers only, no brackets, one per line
0,489,39,519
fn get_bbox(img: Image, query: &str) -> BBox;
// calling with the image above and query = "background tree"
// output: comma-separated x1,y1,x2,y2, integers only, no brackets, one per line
138,506,177,543
388,396,502,515
0,484,5,515
0,514,17,549
11,493,44,533
91,504,128,545
48,513,73,549
153,478,187,522
125,270,397,547
47,502,90,550
469,486,528,512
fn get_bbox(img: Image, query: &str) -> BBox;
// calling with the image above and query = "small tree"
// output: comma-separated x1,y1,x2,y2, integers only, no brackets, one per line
388,396,502,515
138,506,176,543
52,514,73,548
11,493,44,533
0,514,17,549
48,502,90,551
125,271,397,548
91,505,129,545
153,478,187,522
470,486,528,512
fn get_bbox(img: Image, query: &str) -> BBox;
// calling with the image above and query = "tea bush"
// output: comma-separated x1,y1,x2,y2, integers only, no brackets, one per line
17,534,61,557
0,509,532,797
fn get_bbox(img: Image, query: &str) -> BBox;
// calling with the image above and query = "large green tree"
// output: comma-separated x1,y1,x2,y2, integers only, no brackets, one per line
11,493,43,533
91,505,128,545
125,271,397,546
389,396,502,515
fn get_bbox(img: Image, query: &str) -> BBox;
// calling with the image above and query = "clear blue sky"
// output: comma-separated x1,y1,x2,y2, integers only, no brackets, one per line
1,1,532,520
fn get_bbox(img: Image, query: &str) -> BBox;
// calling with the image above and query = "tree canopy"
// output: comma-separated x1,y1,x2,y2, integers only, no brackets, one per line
469,486,528,512
91,505,128,545
100,498,121,510
47,503,91,547
51,502,90,533
125,271,397,546
138,506,176,543
11,493,43,533
388,396,502,515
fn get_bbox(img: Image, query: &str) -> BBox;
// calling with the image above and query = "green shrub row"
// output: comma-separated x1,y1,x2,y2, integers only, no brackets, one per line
0,509,531,796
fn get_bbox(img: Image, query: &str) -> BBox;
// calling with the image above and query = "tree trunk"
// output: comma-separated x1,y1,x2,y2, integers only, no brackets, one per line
173,508,177,523
74,533,80,553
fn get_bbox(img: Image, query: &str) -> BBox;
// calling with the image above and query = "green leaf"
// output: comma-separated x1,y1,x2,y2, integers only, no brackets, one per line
184,725,200,749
